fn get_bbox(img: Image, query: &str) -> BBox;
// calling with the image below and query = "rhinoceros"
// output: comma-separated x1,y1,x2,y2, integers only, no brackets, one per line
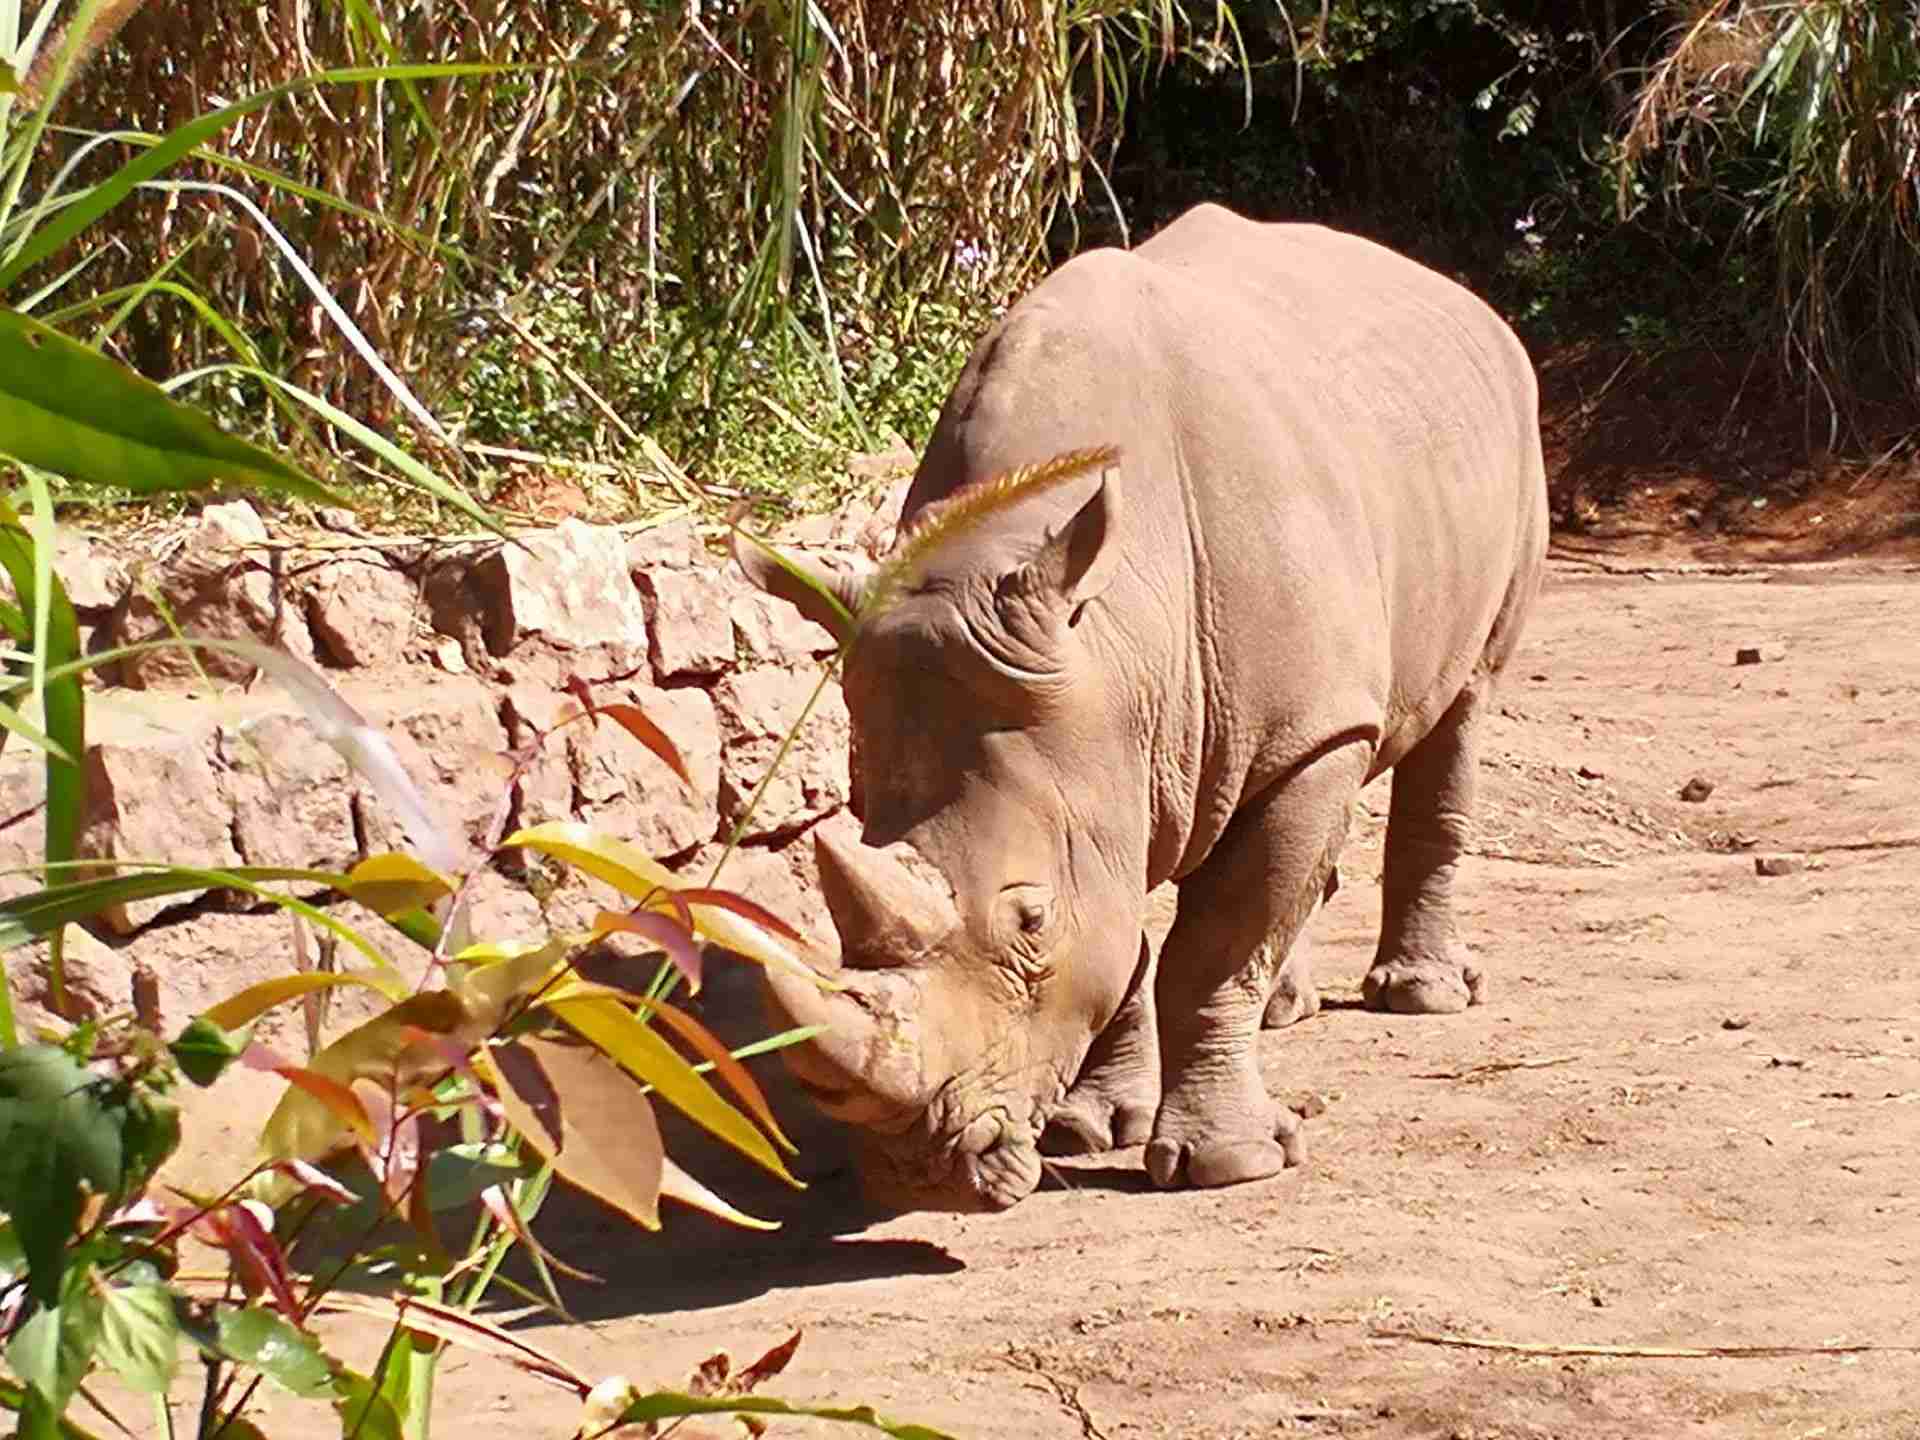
734,203,1548,1213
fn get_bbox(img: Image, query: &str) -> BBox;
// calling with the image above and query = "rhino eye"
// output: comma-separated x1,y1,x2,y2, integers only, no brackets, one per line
1016,901,1048,935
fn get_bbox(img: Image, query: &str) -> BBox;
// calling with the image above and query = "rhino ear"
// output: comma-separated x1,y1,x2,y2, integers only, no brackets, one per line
1034,465,1122,616
731,531,868,645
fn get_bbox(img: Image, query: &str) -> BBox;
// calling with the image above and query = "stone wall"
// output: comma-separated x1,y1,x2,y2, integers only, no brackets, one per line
3,471,913,1186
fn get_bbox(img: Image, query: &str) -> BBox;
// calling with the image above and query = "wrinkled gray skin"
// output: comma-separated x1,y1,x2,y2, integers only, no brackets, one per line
737,204,1548,1214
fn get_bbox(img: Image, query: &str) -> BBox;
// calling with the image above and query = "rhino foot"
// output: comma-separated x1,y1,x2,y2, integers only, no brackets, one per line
1144,1110,1306,1189
1040,1091,1155,1156
1144,1083,1308,1189
1041,934,1160,1156
1362,951,1485,1014
1262,946,1320,1029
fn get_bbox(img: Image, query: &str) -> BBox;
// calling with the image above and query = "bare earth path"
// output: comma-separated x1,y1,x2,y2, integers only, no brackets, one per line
264,558,1920,1439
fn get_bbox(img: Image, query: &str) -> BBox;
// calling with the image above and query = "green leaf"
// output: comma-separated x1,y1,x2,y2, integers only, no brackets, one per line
0,66,22,97
95,1283,179,1394
0,64,520,291
0,495,85,1033
0,307,335,501
0,1378,107,1439
114,1088,180,1200
168,361,501,539
8,1284,104,1416
188,1306,334,1398
0,864,395,974
330,1367,404,1440
614,1392,957,1440
0,1046,122,1303
422,1141,530,1214
168,1016,252,1088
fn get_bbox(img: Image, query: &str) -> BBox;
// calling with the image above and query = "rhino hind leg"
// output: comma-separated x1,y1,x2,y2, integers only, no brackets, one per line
1262,864,1339,1029
1146,742,1369,1190
1040,936,1160,1155
1364,682,1490,1015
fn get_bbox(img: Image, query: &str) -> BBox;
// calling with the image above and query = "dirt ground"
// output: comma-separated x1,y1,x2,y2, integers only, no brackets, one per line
215,548,1919,1440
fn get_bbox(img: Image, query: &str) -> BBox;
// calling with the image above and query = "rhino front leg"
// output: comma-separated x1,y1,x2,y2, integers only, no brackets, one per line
1146,743,1368,1189
1365,683,1488,1014
1040,936,1159,1155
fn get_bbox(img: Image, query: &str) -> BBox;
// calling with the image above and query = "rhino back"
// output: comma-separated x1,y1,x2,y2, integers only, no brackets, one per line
903,204,1547,879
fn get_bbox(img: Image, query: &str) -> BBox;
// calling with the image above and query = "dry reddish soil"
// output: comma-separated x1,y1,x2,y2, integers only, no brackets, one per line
215,550,1920,1440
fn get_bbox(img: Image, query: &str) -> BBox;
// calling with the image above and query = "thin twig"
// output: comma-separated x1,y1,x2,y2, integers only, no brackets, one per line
1003,1349,1107,1440
1413,1055,1580,1081
1372,1328,1920,1359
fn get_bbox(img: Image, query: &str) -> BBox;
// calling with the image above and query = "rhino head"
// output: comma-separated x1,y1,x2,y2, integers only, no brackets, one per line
735,464,1150,1212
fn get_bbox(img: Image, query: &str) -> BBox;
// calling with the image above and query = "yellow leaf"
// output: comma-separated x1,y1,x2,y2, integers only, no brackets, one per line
480,1041,664,1231
259,991,479,1162
447,936,575,1028
547,996,801,1189
267,1065,377,1151
202,969,407,1030
505,822,824,983
541,978,794,1156
659,1156,778,1232
500,822,677,898
345,852,454,916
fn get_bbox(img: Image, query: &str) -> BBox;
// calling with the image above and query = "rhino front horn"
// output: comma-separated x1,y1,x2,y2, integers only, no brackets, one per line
815,828,958,967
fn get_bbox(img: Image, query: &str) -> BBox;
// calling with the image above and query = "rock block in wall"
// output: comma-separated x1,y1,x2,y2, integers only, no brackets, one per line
110,500,317,687
7,529,130,614
712,665,850,841
625,516,700,573
463,867,546,945
80,730,240,933
306,556,421,668
467,519,649,666
499,684,579,832
570,683,720,859
731,589,838,665
637,569,734,680
350,676,512,861
0,748,46,905
13,925,133,1031
216,709,359,871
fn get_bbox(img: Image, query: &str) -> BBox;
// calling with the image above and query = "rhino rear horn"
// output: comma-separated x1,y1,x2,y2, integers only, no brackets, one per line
815,828,958,967
731,529,868,645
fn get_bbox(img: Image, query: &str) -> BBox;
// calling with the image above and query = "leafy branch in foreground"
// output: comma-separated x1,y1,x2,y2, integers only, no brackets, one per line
0,636,949,1439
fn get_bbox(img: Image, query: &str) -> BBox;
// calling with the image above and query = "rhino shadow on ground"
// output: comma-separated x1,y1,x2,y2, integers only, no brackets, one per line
501,956,969,1320
516,1162,966,1321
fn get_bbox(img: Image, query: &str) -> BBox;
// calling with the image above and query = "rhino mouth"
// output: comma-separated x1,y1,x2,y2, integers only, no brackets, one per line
857,1092,1045,1214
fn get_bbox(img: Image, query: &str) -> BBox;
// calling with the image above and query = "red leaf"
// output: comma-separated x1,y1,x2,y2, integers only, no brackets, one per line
595,703,690,787
675,887,806,944
218,1201,302,1317
269,1159,358,1206
355,1084,423,1210
631,995,792,1153
563,674,597,715
739,1330,803,1392
688,1351,732,1397
593,908,703,991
